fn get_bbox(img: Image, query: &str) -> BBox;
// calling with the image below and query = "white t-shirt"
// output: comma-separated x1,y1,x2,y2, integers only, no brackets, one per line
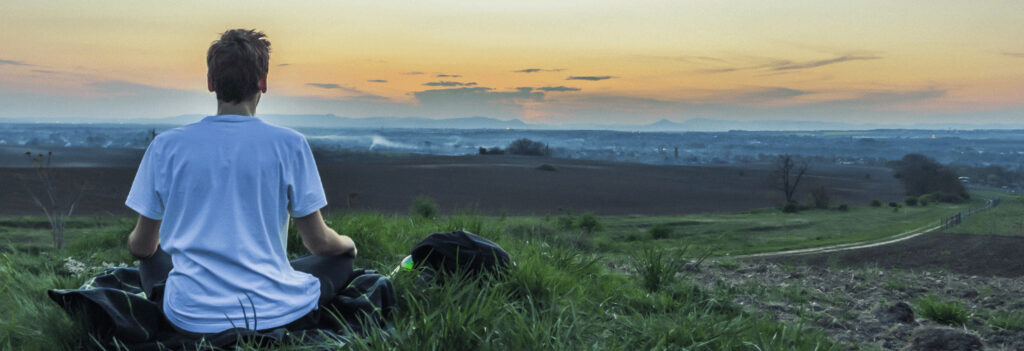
125,114,325,333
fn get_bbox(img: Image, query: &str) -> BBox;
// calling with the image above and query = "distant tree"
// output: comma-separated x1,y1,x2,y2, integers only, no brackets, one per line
890,154,968,203
21,151,87,249
771,155,808,204
506,138,551,156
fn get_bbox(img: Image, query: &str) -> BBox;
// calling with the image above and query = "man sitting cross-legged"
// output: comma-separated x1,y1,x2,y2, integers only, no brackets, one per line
125,28,357,335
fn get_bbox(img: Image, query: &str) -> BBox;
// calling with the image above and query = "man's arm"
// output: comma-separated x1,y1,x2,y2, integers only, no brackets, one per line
294,210,357,257
128,215,161,259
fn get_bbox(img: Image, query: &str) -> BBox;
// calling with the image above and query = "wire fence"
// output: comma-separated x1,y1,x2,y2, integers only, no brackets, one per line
941,197,1000,229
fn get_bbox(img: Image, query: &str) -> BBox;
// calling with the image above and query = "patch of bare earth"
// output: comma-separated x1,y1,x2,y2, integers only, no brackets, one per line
678,233,1024,350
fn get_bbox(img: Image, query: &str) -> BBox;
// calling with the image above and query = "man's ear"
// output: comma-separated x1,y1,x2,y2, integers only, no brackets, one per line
207,75,214,92
258,75,267,93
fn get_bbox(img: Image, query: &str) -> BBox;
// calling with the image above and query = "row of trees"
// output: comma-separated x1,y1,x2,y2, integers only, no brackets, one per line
772,153,970,213
479,138,552,157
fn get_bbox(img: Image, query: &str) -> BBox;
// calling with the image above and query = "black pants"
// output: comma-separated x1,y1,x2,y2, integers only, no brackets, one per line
138,247,354,332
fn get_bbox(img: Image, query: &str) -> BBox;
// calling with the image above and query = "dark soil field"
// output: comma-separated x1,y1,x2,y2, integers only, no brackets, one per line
763,233,1024,277
1,153,903,216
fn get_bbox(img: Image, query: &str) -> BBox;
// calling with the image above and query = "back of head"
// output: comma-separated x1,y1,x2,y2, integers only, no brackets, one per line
206,29,271,103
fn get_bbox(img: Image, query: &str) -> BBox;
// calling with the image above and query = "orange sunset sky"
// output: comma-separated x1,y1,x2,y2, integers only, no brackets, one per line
1,0,1023,126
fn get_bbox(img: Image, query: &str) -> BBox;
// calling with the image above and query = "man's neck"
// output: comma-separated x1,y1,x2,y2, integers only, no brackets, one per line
216,95,260,116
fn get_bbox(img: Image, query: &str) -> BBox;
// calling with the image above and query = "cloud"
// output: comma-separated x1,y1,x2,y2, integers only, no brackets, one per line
423,81,477,87
566,76,614,81
771,55,880,71
513,68,564,73
305,83,388,101
32,69,58,74
367,79,388,83
307,83,344,90
436,74,461,78
402,71,424,75
702,55,881,73
277,63,290,67
536,86,581,92
0,59,30,66
1002,52,1024,58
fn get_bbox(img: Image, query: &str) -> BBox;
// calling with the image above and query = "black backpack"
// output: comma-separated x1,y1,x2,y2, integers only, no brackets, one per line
410,230,512,281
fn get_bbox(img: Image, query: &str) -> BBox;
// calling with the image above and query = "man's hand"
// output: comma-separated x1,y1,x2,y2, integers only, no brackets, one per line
294,210,357,257
128,215,161,258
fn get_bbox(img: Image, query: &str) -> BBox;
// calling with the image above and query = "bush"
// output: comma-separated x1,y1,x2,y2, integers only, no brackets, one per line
837,204,849,212
782,201,799,213
411,195,439,219
506,138,551,156
913,295,969,326
576,212,602,234
809,185,830,209
870,199,882,207
478,147,505,155
556,211,575,230
536,164,557,172
649,223,673,239
904,196,918,206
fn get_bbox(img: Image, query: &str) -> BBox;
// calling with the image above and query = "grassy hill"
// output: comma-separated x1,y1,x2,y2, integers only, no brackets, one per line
0,196,990,350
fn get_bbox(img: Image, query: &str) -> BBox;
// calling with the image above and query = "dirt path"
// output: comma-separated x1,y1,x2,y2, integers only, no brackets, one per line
736,199,995,259
736,223,942,259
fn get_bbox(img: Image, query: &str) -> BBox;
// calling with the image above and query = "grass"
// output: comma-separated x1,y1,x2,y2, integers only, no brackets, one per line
988,311,1024,331
0,191,993,350
942,194,1024,236
912,295,970,326
1,211,844,350
587,197,982,257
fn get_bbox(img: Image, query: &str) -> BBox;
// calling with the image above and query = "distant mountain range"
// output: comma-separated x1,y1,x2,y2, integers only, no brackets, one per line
3,114,1024,131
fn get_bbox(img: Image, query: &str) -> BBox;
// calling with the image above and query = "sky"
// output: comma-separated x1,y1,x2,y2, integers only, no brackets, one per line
1,0,1023,126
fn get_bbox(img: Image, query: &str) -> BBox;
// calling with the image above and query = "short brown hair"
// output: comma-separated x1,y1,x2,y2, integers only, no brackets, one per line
206,29,271,103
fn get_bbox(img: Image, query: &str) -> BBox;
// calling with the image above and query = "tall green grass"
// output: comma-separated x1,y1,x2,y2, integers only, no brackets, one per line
1,212,843,350
912,295,970,326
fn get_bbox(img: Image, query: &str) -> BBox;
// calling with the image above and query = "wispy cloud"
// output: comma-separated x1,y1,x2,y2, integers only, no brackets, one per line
402,71,424,75
513,68,564,73
771,55,880,71
638,55,727,64
702,55,881,73
423,81,477,87
367,79,388,83
567,76,614,81
0,59,31,66
305,82,388,101
307,83,344,90
32,69,58,74
1002,52,1024,58
436,74,461,78
277,63,290,67
536,86,581,92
